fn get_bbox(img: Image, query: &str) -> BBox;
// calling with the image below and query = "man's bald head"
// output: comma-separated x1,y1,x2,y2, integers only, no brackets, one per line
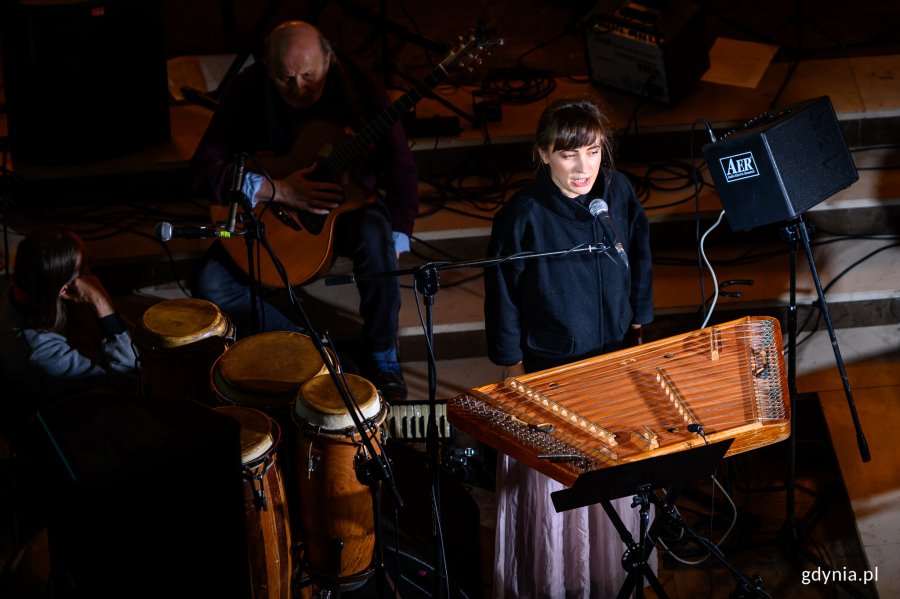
264,21,333,109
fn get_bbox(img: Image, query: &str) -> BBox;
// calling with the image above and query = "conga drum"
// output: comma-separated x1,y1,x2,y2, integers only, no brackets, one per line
211,330,337,536
293,373,386,590
215,406,293,599
135,297,233,404
210,331,335,424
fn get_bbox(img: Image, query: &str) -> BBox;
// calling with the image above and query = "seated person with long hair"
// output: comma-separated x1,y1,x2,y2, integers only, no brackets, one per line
0,227,139,429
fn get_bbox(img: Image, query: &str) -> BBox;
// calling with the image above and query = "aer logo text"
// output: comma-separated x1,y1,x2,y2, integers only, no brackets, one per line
719,152,759,182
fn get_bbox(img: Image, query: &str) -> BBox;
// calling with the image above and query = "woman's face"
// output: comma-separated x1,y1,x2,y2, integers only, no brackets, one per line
540,136,603,198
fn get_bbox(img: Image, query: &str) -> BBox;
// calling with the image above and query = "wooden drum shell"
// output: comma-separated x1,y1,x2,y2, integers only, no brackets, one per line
135,297,233,404
216,406,293,599
293,374,385,588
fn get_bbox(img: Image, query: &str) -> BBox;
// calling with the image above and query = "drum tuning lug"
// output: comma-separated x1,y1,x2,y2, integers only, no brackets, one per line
254,488,269,511
308,453,321,475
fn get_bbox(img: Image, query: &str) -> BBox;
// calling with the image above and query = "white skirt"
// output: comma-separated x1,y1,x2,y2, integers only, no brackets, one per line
493,454,659,599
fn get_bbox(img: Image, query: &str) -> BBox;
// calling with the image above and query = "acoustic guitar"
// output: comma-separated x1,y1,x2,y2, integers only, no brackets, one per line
210,31,494,288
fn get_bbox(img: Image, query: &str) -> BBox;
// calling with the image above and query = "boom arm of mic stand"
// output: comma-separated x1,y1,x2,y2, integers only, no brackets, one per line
322,242,612,287
251,217,404,508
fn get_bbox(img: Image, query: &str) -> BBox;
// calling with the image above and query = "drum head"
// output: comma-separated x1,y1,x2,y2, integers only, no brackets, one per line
212,331,329,408
214,406,277,465
136,298,231,350
295,373,381,431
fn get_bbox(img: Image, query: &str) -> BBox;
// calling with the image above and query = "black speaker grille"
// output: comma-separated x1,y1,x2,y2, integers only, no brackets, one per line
702,96,858,231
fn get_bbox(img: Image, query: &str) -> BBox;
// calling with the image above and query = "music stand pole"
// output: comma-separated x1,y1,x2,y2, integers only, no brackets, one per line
599,486,669,599
551,440,770,598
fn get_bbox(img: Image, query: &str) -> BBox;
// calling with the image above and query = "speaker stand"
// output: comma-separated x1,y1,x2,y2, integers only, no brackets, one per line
778,216,870,599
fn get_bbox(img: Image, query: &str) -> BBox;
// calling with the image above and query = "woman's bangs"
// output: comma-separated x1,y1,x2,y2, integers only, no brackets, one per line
554,118,603,152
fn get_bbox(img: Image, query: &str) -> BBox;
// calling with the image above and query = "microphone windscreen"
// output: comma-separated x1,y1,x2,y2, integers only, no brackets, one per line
588,198,608,217
154,222,173,242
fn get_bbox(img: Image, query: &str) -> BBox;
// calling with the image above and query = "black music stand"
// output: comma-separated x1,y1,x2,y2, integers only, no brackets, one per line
551,439,769,599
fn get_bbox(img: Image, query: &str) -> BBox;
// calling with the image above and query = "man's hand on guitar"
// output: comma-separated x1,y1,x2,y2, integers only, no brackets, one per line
273,163,343,215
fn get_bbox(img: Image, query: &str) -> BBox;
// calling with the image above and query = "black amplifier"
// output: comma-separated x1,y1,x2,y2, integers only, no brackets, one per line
702,96,858,231
583,0,709,104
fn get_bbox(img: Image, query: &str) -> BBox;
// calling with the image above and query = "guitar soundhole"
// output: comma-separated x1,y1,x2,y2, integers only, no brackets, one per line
298,212,326,235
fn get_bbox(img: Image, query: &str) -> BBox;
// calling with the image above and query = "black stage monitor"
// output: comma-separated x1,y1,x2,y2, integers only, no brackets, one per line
0,0,171,164
702,96,858,232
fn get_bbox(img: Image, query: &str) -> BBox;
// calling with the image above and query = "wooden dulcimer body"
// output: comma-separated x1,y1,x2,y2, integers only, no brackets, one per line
448,316,790,487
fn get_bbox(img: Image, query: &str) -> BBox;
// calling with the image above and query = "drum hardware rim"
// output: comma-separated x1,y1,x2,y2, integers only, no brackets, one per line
243,458,275,512
241,427,282,472
292,402,388,441
212,369,301,409
134,332,233,354
301,562,378,592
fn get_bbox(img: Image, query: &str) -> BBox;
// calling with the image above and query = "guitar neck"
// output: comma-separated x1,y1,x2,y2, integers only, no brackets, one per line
327,65,450,173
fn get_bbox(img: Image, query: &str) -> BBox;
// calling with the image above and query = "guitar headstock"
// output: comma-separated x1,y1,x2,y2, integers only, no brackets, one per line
440,24,504,76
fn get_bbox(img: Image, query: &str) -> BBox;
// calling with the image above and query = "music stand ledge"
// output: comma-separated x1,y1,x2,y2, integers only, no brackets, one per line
550,439,770,599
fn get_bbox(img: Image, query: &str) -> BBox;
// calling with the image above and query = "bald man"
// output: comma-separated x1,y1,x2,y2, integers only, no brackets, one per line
190,21,419,403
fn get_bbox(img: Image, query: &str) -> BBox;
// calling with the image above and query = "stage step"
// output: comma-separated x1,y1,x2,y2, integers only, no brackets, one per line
801,326,900,599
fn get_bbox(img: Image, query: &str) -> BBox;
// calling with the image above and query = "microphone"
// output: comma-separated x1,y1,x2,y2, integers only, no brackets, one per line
588,198,629,270
226,153,245,233
154,222,237,242
687,423,710,445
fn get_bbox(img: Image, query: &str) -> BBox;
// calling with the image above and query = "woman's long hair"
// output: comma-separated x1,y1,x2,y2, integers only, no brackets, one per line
13,228,83,331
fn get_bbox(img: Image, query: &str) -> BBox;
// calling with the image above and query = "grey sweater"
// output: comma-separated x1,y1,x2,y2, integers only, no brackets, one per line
0,288,139,421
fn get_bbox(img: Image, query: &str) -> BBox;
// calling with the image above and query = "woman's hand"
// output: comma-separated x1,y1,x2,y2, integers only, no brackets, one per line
501,362,526,380
624,324,643,347
60,274,115,319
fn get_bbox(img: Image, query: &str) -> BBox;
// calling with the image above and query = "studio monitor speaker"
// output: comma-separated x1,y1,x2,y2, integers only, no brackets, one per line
0,0,171,164
702,96,858,231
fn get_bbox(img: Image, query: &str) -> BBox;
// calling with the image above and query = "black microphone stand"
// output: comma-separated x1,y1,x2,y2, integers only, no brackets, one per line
227,154,264,337
325,240,615,597
227,196,404,597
